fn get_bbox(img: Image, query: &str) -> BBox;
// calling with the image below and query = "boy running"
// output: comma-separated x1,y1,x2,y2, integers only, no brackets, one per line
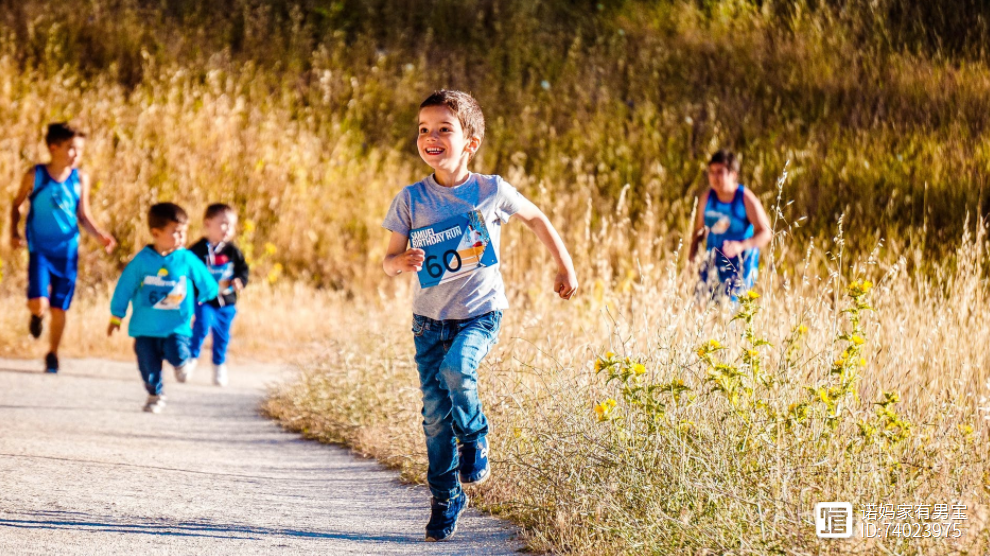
9,123,116,373
188,203,250,386
107,203,218,413
383,90,578,541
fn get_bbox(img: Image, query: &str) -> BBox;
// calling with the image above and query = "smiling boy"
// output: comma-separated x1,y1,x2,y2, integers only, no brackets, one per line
9,123,116,373
107,203,218,413
382,90,578,541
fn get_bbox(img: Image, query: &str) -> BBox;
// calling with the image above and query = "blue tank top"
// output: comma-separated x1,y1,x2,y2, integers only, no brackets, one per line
26,165,81,258
702,185,759,294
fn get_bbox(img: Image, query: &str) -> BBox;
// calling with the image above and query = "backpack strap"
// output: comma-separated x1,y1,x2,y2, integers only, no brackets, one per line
28,165,54,202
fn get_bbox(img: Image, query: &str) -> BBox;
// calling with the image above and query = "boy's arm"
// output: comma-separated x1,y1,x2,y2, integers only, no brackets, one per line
108,260,141,336
722,189,773,258
190,256,220,303
510,201,578,300
688,190,709,262
77,172,117,254
232,245,249,290
382,232,425,277
10,172,33,249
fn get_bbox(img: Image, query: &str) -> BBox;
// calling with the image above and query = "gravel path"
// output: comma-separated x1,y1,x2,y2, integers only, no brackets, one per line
0,356,521,555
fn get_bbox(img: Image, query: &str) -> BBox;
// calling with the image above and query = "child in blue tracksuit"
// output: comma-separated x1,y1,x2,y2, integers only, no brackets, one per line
9,123,116,373
108,203,218,413
188,203,249,387
688,149,772,300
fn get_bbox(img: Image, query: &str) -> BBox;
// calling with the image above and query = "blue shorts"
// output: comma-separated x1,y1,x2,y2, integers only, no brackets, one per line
28,252,78,311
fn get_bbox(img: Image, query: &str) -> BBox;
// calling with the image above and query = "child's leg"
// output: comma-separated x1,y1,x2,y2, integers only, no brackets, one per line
412,315,461,500
134,337,165,395
190,303,212,359
438,311,501,443
209,305,237,365
45,256,77,356
163,333,193,369
26,253,51,317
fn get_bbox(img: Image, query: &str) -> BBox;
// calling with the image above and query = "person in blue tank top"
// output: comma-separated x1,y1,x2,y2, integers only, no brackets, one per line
9,123,116,373
688,150,772,300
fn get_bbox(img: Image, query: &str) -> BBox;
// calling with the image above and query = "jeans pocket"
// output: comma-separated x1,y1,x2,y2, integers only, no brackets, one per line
412,315,427,337
479,311,502,334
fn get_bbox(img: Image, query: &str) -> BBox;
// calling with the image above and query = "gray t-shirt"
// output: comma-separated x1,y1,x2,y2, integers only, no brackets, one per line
383,173,528,320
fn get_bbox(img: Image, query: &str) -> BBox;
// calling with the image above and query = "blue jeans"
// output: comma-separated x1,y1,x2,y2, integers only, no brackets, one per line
134,335,191,395
191,303,237,365
413,310,502,500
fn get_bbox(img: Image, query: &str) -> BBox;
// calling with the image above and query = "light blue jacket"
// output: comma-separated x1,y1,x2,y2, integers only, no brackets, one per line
110,246,219,338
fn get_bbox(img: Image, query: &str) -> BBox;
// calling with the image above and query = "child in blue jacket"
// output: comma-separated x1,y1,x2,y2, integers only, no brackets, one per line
108,203,218,413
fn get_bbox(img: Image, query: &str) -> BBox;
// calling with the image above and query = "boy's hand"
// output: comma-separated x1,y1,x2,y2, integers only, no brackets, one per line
99,233,117,254
10,234,25,250
554,266,578,300
394,248,426,273
721,240,744,258
232,278,244,292
107,321,120,337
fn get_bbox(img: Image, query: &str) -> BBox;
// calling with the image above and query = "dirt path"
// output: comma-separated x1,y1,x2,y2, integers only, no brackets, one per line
0,357,521,555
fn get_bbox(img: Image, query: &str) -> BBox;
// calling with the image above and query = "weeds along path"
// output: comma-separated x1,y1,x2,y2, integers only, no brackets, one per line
0,357,520,555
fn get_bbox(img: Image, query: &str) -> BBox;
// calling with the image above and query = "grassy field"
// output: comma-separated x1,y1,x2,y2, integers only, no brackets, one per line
1,0,989,553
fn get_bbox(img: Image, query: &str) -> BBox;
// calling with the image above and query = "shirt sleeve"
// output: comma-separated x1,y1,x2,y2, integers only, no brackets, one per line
189,253,220,303
232,245,250,287
109,258,142,318
382,189,412,235
495,176,528,224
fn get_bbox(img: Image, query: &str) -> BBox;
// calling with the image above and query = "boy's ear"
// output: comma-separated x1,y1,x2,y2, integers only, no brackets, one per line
466,136,482,157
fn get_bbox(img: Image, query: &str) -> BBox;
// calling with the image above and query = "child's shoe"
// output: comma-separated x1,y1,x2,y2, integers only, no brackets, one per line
44,352,59,374
29,315,43,339
174,359,197,383
424,491,469,542
143,394,166,413
458,437,490,486
213,364,228,387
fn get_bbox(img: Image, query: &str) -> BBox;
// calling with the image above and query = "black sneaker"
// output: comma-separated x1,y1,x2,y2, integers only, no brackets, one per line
424,491,469,542
29,315,43,339
44,352,59,374
458,437,491,486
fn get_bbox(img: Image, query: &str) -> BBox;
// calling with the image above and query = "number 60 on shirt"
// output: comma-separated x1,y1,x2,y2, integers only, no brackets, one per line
409,210,498,288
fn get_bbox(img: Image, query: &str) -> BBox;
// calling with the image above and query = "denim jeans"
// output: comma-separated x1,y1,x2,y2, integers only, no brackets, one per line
412,310,502,499
134,334,191,395
191,303,237,365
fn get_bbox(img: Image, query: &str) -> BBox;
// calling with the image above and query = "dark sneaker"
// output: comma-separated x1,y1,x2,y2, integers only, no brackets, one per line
458,437,490,485
425,491,469,542
29,315,43,339
44,352,59,374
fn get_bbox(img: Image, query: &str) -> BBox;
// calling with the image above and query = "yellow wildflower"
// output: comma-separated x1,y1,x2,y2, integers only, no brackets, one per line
747,349,759,358
605,351,615,359
745,290,760,300
851,335,865,346
632,363,646,375
708,339,721,349
797,324,808,334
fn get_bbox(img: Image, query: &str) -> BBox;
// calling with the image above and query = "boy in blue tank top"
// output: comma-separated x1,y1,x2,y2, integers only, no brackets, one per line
107,203,219,414
9,123,116,373
688,150,772,300
383,90,578,542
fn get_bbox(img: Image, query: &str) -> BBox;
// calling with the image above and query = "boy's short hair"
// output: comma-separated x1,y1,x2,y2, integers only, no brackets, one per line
148,203,189,230
420,90,486,142
45,123,86,146
204,203,235,220
708,149,741,174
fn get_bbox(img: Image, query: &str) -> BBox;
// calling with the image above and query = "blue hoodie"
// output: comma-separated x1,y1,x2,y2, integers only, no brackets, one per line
110,246,219,338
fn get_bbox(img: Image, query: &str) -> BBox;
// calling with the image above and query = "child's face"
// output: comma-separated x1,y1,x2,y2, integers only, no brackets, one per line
707,162,738,192
151,221,188,253
204,211,237,244
417,105,480,175
48,137,85,169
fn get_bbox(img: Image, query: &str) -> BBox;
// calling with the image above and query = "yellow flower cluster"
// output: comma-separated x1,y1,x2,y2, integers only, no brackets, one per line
594,398,617,421
847,279,873,297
